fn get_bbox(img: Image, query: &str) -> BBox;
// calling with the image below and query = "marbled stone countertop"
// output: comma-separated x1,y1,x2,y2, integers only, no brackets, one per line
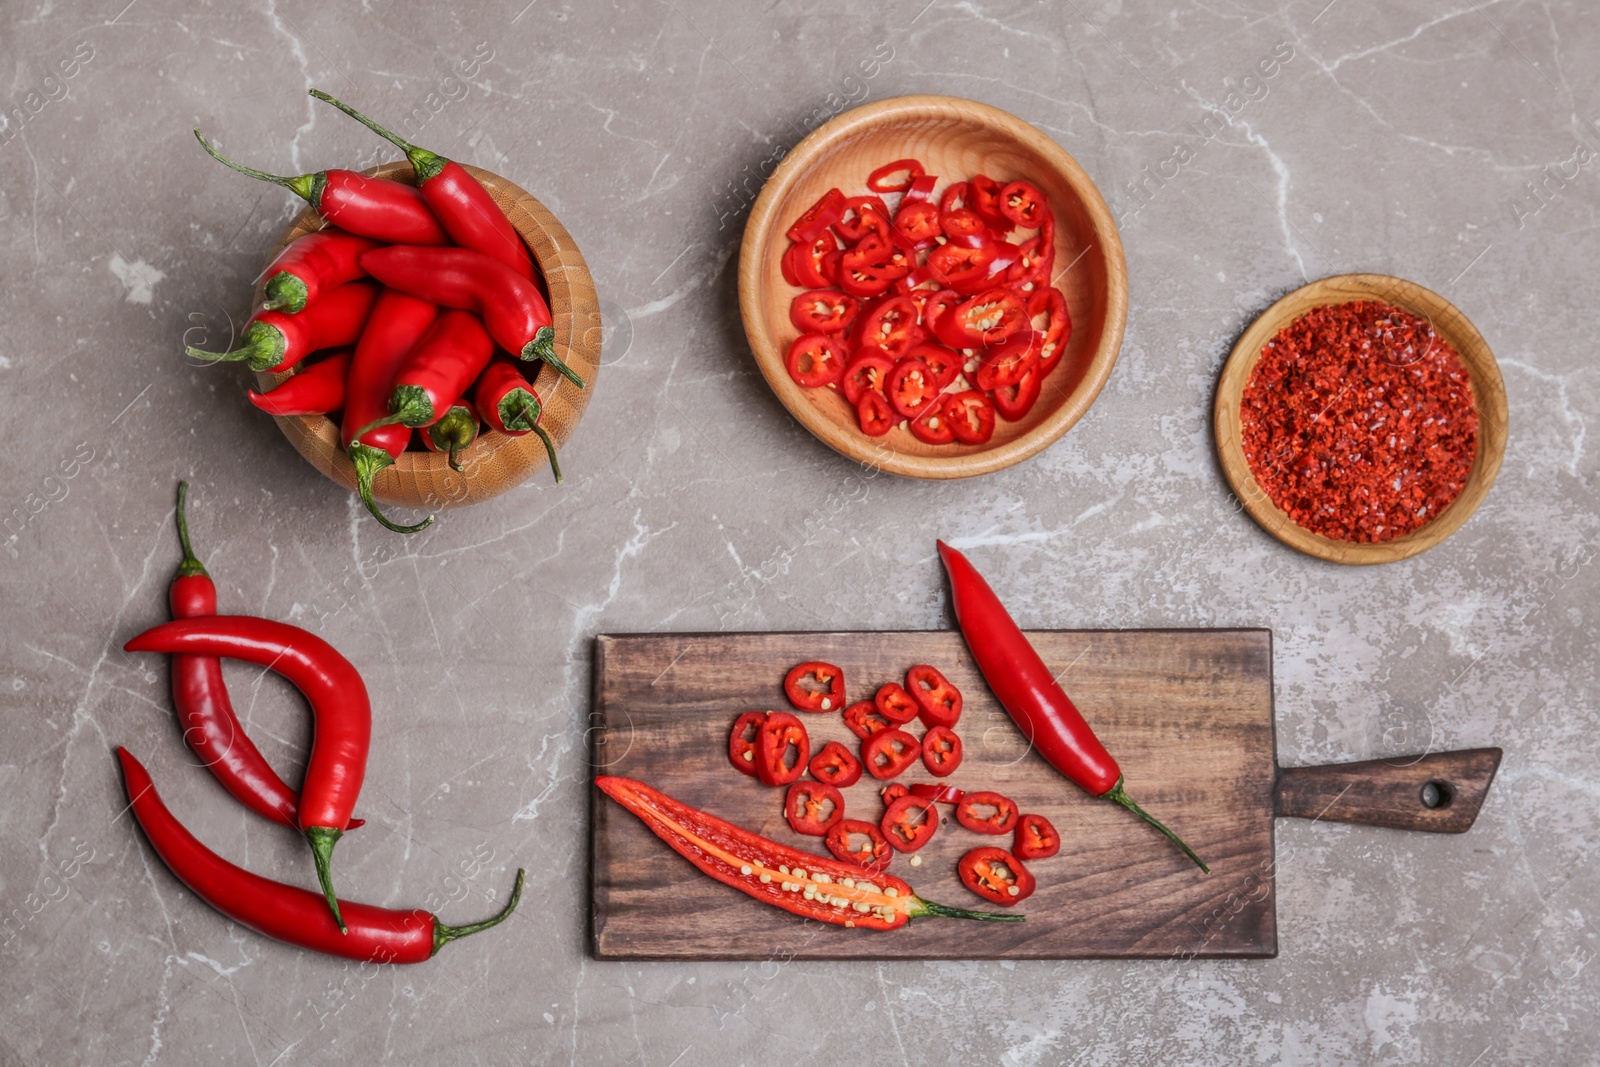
1,2,1595,1063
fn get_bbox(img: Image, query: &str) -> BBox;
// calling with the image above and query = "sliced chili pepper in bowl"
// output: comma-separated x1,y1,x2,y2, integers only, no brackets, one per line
976,330,1041,391
934,287,1027,350
785,334,848,389
844,700,893,739
794,232,842,289
909,396,957,446
959,846,1034,906
809,740,863,788
992,367,1042,421
956,790,1020,835
839,268,894,299
824,818,892,874
874,683,921,725
783,661,846,712
892,200,941,246
909,783,966,804
836,195,890,241
755,712,810,787
842,233,910,280
729,711,767,777
939,181,970,215
863,728,921,780
926,242,998,295
907,343,961,389
841,348,895,405
786,187,846,243
968,174,1013,231
939,208,991,241
999,180,1048,229
906,664,963,728
851,294,922,359
856,391,895,437
785,781,845,836
780,243,803,287
903,173,939,204
1014,813,1061,860
881,795,939,853
946,390,997,445
921,289,965,337
1006,233,1055,291
790,289,859,335
1035,288,1072,377
921,725,963,777
885,358,939,419
867,158,926,193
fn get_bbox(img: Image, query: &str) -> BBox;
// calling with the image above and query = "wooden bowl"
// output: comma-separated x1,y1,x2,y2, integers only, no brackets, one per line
1214,273,1507,564
738,95,1128,479
255,161,601,511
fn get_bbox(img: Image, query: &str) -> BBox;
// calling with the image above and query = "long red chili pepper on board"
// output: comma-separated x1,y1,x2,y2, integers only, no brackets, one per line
166,483,364,832
259,228,381,313
186,280,377,372
418,399,479,472
309,90,536,279
342,289,439,533
360,245,585,388
195,130,450,246
356,309,494,435
117,748,522,962
247,349,352,417
936,541,1208,872
595,775,1021,929
473,359,561,483
124,616,374,931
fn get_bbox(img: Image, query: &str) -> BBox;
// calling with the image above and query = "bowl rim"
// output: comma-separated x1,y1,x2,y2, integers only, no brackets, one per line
738,93,1128,480
1213,272,1508,565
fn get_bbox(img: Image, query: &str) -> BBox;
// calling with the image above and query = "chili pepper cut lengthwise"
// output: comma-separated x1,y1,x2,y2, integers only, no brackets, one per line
117,748,522,962
595,775,1021,930
937,540,1209,873
125,617,373,931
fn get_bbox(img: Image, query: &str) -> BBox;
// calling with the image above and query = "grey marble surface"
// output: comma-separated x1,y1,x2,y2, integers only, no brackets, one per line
1,1,1596,1064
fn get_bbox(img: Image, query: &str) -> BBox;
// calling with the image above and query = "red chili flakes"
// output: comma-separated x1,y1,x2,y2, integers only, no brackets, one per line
1239,300,1478,544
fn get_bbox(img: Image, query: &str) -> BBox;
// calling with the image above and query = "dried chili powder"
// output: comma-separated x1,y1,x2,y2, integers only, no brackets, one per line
1239,300,1478,544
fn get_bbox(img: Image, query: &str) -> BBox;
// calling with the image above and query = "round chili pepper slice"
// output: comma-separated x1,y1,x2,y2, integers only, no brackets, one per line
967,174,1013,231
999,180,1048,228
921,725,963,777
780,243,803,287
885,358,938,418
1006,233,1055,292
909,783,966,804
839,267,894,299
874,683,921,725
926,242,999,295
852,295,922,359
843,700,892,739
992,367,1042,422
922,289,965,336
958,846,1035,906
863,728,921,780
835,195,890,242
906,343,961,389
841,233,910,281
939,181,970,215
1035,288,1072,377
940,208,997,242
976,330,1041,392
808,740,863,788
880,781,911,807
783,660,846,713
881,795,939,853
934,287,1027,350
1014,813,1061,860
785,334,848,389
867,158,926,193
785,781,846,836
909,396,957,446
729,711,767,777
790,289,859,335
841,348,895,405
906,664,963,728
946,390,997,445
856,391,895,437
755,711,810,787
892,200,941,245
795,232,842,289
956,790,1020,835
824,818,892,874
785,187,846,243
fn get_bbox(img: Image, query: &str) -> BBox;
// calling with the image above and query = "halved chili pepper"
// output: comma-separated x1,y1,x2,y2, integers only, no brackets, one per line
921,725,963,777
992,368,1041,421
866,158,926,193
881,795,939,852
785,187,845,243
976,330,1040,392
852,295,922,359
785,781,845,836
125,617,373,932
360,246,584,388
1014,813,1061,860
187,280,378,372
843,700,892,739
824,818,892,874
933,287,1026,350
755,711,810,786
595,775,1020,929
956,790,1020,835
880,781,911,807
260,229,381,313
906,664,963,728
783,661,846,712
790,289,859,335
841,348,894,405
808,740,863,788
195,131,449,246
967,174,1013,231
835,195,890,242
885,358,939,419
785,334,848,389
418,399,480,473
873,683,920,725
247,348,352,417
341,288,439,533
863,728,921,780
359,309,495,437
958,846,1034,906
909,783,965,804
473,359,561,482
1000,179,1048,229
909,396,956,446
856,391,895,437
907,343,960,389
728,711,766,777
117,748,522,960
945,390,996,445
794,232,842,289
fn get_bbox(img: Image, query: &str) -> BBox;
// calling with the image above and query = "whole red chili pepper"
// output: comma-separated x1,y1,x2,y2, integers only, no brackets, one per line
342,289,439,533
187,281,378,372
117,748,522,962
360,245,585,389
937,540,1208,872
417,399,480,473
247,348,352,417
356,309,494,435
595,775,1019,929
309,91,535,279
165,483,364,833
259,228,381,313
124,616,375,930
473,359,561,483
195,130,449,246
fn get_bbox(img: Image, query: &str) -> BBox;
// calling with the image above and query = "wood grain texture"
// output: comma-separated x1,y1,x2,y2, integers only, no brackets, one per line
1274,748,1501,833
253,161,602,510
1213,273,1507,564
737,95,1128,480
590,629,1279,960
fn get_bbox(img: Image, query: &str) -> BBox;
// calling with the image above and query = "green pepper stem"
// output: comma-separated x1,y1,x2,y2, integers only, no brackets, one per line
349,442,434,534
261,271,308,313
432,868,525,955
194,129,320,204
308,89,447,183
517,328,585,389
517,404,562,485
1104,779,1210,873
304,826,347,934
174,481,208,578
910,897,1026,923
186,320,286,372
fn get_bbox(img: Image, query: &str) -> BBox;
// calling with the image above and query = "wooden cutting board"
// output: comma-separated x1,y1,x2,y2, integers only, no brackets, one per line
588,631,1499,960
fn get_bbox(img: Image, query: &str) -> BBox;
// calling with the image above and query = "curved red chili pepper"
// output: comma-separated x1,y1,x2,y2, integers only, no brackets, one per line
260,229,381,313
309,91,537,280
937,540,1208,872
124,616,375,930
117,748,521,961
472,359,561,483
361,246,585,388
247,349,351,417
195,130,449,246
358,309,495,434
417,399,480,473
187,281,378,372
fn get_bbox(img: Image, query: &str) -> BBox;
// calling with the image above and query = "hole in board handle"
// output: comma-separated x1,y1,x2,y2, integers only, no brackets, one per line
1420,780,1455,810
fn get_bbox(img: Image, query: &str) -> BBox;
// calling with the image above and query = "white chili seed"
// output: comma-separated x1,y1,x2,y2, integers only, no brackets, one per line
740,864,753,876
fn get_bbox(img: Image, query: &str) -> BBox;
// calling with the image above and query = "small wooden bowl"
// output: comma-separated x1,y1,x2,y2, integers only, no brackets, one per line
738,95,1128,479
1214,273,1507,564
255,161,601,511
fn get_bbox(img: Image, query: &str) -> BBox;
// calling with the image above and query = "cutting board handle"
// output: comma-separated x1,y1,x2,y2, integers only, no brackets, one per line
1273,747,1502,833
